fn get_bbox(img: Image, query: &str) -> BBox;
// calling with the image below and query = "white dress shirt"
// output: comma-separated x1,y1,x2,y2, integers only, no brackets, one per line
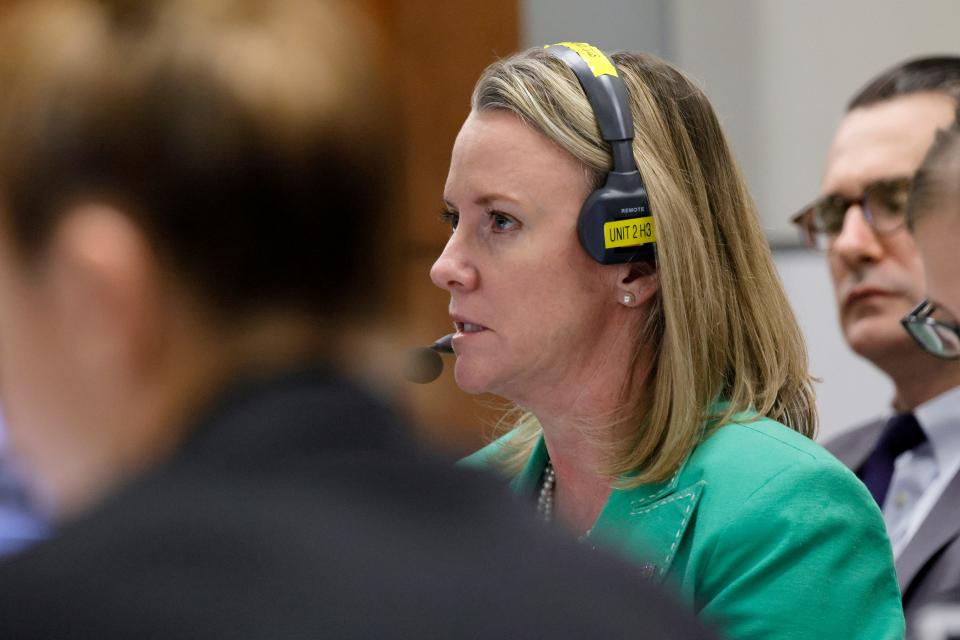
884,385,960,557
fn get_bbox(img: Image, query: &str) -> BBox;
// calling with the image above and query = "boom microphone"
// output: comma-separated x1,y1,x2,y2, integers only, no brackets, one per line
403,333,454,384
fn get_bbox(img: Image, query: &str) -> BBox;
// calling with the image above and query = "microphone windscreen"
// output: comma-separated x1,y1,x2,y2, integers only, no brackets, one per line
403,346,444,384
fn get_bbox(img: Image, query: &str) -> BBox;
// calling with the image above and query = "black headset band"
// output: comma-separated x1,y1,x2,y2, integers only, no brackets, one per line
544,42,655,265
545,44,637,174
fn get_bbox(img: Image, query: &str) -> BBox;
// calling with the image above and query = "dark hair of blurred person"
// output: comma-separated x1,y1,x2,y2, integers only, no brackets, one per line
0,0,387,518
791,56,960,628
0,2,717,638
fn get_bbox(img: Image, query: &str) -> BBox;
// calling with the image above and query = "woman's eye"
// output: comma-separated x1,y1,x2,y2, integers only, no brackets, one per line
439,210,459,231
491,211,517,232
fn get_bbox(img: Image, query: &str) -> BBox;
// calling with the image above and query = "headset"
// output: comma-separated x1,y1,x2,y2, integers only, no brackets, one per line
544,42,656,264
406,43,654,384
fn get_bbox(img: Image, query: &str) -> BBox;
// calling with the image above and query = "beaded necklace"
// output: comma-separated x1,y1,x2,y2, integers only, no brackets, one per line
537,460,595,542
535,460,556,524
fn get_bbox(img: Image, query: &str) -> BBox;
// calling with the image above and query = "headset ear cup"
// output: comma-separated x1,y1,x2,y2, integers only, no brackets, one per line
578,189,609,263
578,182,656,265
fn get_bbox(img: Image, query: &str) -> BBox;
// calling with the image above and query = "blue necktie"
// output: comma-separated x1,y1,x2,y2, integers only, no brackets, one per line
860,412,927,508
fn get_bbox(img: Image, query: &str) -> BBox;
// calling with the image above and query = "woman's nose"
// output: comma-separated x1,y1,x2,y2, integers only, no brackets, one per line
430,238,478,293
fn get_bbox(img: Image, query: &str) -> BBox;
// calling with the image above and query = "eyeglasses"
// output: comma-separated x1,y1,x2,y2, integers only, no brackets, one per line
901,299,960,360
790,177,912,249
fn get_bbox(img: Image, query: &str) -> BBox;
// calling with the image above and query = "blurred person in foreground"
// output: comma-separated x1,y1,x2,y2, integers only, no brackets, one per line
433,44,903,639
0,3,717,638
792,57,960,624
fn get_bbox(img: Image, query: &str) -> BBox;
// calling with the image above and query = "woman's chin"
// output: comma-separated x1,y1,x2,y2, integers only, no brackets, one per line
452,360,496,396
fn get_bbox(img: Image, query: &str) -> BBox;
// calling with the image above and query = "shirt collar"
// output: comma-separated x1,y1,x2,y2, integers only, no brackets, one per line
914,385,960,473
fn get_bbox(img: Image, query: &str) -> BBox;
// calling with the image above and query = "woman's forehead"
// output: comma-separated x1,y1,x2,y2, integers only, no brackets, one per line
446,110,587,205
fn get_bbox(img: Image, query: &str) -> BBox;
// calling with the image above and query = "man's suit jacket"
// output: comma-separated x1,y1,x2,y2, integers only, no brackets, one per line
0,367,715,639
827,419,960,623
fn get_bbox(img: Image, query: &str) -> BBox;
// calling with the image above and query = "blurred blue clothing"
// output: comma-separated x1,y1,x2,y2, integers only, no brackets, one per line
0,418,47,556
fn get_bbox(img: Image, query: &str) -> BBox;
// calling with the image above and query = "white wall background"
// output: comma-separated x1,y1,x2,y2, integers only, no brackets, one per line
524,0,960,440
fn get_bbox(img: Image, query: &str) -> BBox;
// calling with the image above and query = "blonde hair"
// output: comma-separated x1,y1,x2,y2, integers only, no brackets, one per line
474,48,817,486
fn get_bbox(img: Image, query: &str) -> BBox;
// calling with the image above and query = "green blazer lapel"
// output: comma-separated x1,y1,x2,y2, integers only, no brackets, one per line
511,437,706,582
510,436,548,496
591,464,706,582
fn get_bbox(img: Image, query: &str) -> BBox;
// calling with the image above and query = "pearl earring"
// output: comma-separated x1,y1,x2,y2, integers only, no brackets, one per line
622,293,635,306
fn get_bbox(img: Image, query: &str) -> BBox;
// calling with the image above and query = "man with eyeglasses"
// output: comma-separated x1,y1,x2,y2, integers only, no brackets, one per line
792,57,960,627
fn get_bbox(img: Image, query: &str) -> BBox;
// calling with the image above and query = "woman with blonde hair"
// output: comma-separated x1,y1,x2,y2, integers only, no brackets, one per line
432,44,904,639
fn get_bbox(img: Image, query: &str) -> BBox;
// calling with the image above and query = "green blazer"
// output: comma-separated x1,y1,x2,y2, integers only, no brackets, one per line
463,413,905,640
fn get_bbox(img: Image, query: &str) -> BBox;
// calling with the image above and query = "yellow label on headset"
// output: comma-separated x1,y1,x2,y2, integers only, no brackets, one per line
548,42,618,78
604,216,656,249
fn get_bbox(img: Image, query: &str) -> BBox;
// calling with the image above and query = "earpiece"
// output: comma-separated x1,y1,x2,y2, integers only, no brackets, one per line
544,42,656,265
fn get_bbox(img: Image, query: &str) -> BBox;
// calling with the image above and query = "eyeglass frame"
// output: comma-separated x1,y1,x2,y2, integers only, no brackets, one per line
901,299,960,360
790,176,913,249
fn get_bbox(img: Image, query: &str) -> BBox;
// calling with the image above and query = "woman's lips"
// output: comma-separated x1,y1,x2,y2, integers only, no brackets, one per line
449,314,489,339
454,321,488,334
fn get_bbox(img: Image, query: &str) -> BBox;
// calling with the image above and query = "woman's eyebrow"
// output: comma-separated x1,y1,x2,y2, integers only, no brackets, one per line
443,190,525,211
476,192,523,207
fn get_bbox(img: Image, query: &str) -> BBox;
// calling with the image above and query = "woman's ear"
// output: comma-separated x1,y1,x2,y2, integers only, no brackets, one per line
616,261,658,307
48,203,164,379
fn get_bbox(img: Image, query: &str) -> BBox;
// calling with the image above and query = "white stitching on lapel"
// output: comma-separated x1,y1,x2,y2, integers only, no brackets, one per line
628,481,706,578
631,465,684,505
629,486,697,515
